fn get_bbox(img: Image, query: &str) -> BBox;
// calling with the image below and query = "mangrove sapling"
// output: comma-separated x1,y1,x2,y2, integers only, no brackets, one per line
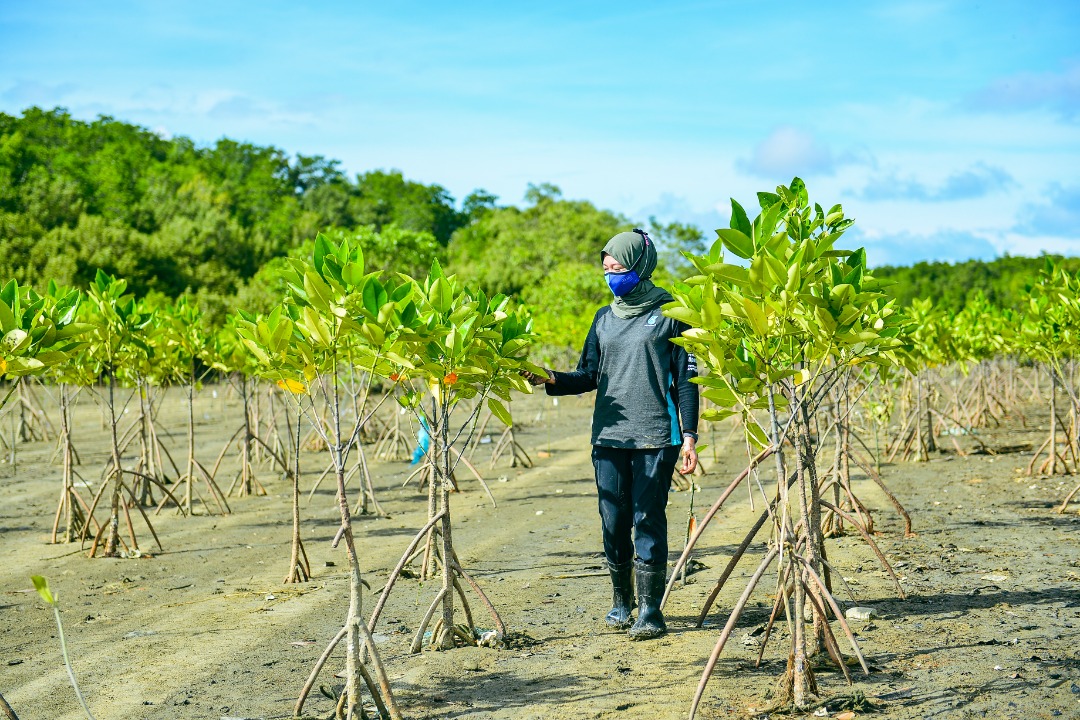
81,271,179,558
489,421,533,470
373,406,412,461
156,296,231,516
1020,266,1080,478
0,280,92,542
230,374,269,496
815,369,914,538
0,279,89,412
665,180,911,715
236,233,412,719
205,329,292,496
49,380,106,543
31,576,96,720
387,261,540,651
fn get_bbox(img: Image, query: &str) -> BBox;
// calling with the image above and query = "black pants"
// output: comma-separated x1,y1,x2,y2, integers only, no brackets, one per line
592,444,680,568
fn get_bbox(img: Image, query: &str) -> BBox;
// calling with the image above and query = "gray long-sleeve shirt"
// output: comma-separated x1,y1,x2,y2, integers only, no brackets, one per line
546,306,699,449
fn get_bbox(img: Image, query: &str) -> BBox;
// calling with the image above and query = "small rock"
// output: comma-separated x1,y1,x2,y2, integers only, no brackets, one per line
845,606,878,621
535,510,544,516
981,574,1009,582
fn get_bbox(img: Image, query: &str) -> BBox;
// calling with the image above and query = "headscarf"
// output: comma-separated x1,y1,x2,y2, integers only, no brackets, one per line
602,229,672,319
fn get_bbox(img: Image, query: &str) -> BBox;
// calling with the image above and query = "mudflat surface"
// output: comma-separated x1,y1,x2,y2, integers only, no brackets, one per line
1,387,1079,719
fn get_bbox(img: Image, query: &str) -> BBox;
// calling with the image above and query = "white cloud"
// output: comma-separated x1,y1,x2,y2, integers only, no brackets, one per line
1,80,77,106
854,163,1015,202
1014,183,1080,237
849,227,999,266
735,126,872,180
636,192,728,235
968,61,1080,121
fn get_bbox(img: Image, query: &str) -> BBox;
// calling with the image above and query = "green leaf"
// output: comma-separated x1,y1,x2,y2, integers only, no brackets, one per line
757,191,781,210
429,277,453,314
730,199,752,238
742,297,769,336
363,279,382,317
342,260,365,287
488,397,513,427
716,228,754,259
31,575,55,605
745,421,770,449
664,306,702,326
0,300,16,334
785,260,801,295
429,257,446,282
701,295,722,329
702,386,738,406
303,270,334,313
705,263,750,287
790,177,808,208
313,233,334,275
701,408,736,422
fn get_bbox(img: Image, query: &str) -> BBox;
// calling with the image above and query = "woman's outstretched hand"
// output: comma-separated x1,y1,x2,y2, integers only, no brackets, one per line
680,436,698,475
520,369,554,386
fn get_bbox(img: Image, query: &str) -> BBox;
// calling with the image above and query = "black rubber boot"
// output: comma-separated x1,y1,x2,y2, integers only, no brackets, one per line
605,561,634,628
628,563,667,640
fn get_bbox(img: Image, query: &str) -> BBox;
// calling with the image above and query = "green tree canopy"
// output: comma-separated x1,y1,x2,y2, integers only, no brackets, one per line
0,107,472,320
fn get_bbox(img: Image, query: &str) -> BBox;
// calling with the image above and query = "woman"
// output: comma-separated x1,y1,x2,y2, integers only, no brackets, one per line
523,228,699,640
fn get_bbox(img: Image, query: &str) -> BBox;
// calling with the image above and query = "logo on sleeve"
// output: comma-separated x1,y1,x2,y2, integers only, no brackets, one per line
647,314,658,326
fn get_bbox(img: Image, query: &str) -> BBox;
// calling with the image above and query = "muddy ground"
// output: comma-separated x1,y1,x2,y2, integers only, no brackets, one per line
1,386,1078,720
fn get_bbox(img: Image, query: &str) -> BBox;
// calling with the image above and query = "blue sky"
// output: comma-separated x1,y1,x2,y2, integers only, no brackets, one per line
2,1,1078,266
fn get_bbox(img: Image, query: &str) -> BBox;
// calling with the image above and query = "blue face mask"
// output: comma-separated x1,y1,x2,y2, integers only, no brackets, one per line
604,228,652,297
605,270,641,297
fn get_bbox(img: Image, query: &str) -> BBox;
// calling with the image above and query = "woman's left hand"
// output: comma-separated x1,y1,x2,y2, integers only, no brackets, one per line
680,437,698,475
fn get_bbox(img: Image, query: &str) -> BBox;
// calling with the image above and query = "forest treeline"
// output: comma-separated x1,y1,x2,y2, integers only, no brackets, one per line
0,107,1068,355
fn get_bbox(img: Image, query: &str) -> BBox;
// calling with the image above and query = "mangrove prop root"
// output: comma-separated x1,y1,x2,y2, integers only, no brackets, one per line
453,575,476,632
803,579,853,685
295,627,347,717
689,547,779,720
694,507,770,624
0,692,19,720
452,559,506,638
797,557,870,675
755,561,794,669
363,510,447,662
820,500,906,599
356,618,403,720
1058,482,1080,513
663,447,774,605
849,453,913,537
411,587,449,654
